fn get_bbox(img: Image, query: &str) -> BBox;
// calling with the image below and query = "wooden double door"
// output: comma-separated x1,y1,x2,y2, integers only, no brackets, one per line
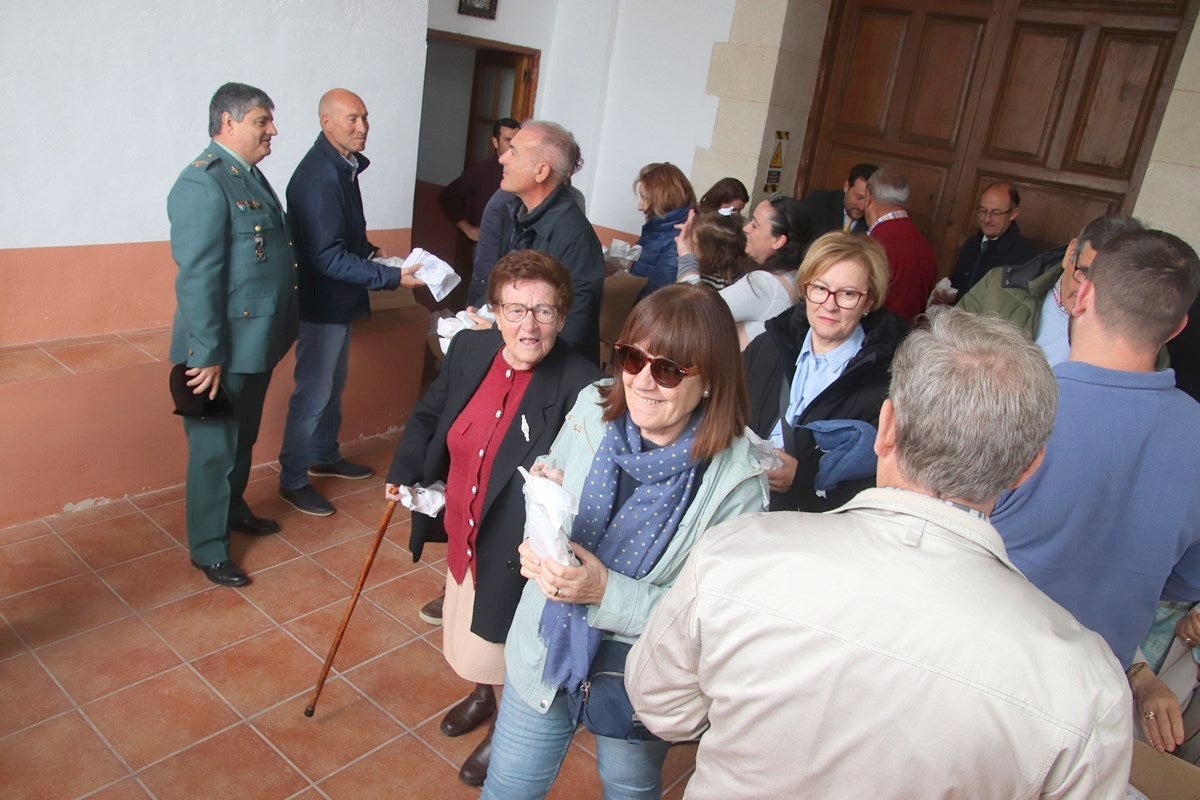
802,0,1198,276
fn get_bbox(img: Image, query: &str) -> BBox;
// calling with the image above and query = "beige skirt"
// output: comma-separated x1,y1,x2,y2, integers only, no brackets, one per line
442,568,507,685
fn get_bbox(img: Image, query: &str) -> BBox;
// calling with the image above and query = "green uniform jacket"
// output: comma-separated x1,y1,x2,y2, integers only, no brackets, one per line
168,143,299,373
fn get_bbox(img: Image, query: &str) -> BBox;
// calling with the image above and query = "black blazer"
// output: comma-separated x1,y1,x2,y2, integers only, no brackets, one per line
802,188,868,237
387,328,601,642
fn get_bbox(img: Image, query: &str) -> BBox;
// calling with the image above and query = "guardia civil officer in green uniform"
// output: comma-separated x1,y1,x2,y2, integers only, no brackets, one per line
168,82,299,587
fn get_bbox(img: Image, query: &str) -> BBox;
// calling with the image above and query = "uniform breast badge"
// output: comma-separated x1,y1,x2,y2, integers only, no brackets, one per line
254,233,266,262
236,201,248,212
247,200,263,210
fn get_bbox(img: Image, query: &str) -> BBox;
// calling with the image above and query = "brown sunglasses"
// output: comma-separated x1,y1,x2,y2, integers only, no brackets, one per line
612,342,699,389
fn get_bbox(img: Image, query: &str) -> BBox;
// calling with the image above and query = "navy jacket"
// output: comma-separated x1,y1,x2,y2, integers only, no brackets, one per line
497,184,604,363
631,205,689,298
286,134,399,324
949,221,1039,297
802,188,867,236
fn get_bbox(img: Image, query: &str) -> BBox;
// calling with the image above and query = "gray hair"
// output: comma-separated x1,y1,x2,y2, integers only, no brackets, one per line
889,307,1057,503
520,120,583,184
1089,229,1200,348
1077,214,1144,253
208,82,274,137
867,168,909,206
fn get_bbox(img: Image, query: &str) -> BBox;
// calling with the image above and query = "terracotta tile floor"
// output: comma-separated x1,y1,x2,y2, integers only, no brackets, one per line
0,435,695,799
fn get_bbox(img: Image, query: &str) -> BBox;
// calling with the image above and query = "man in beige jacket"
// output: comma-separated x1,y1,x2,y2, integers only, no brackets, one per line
627,308,1133,799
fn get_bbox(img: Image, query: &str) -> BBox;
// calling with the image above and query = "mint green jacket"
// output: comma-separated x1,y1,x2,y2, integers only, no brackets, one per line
503,383,769,712
167,143,299,373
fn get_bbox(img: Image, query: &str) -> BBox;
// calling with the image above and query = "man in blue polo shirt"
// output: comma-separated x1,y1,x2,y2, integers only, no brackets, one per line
991,228,1200,752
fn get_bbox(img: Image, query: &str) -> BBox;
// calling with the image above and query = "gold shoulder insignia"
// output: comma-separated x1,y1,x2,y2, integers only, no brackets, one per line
192,160,207,167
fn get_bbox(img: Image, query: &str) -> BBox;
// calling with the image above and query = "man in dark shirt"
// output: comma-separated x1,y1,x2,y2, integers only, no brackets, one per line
277,88,420,516
802,162,877,236
946,182,1038,298
439,118,520,309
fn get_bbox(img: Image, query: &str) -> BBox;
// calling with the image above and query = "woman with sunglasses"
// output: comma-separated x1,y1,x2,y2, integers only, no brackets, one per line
744,231,907,512
482,284,768,800
385,250,601,786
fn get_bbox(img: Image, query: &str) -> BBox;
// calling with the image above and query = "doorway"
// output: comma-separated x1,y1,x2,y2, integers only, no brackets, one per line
411,30,540,310
798,0,1199,277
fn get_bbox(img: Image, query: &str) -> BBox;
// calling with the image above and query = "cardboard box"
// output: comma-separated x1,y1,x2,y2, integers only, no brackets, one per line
1130,740,1200,800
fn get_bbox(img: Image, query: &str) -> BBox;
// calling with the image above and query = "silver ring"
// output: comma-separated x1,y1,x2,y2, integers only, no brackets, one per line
1186,637,1195,646
554,587,562,598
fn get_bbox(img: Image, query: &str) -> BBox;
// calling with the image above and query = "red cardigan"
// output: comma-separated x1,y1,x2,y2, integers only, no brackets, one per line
870,216,936,324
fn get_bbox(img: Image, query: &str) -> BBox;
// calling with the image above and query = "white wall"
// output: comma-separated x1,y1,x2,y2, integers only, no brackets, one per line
416,40,476,185
1,0,735,248
583,3,735,233
0,0,427,249
426,0,736,234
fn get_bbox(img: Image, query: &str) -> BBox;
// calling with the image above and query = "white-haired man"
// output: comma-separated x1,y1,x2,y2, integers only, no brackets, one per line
628,308,1132,799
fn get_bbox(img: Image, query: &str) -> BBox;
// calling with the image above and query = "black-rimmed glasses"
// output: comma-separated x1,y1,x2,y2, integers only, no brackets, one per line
612,342,699,389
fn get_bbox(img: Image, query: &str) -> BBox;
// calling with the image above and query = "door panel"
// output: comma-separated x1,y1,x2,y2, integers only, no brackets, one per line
983,23,1080,163
1063,30,1175,176
901,15,987,149
802,0,1197,278
835,8,910,136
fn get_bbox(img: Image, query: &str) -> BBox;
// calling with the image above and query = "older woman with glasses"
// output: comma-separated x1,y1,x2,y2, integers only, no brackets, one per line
744,231,907,511
385,250,601,786
481,284,768,800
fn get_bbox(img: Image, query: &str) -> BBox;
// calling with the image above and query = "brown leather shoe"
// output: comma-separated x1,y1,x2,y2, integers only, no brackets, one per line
419,591,444,625
440,684,496,737
458,727,492,787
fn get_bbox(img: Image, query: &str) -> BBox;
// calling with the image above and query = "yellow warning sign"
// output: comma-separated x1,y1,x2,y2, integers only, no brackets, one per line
769,141,784,169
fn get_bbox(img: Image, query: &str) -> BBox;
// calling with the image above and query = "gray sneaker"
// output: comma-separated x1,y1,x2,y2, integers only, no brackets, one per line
279,485,335,516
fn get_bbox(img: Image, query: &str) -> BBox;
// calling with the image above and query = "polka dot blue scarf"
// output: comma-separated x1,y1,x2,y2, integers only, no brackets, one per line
539,410,700,691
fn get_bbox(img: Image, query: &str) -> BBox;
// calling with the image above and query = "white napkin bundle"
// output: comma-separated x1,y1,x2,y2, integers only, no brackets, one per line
375,249,461,301
436,305,496,353
518,467,579,567
396,481,447,517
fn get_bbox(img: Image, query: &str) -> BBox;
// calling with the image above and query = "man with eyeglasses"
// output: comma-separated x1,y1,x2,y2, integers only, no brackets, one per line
990,229,1200,754
961,215,1144,366
942,183,1037,300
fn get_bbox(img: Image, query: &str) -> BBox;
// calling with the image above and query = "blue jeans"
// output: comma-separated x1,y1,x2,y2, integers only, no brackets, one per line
278,321,351,489
481,679,670,800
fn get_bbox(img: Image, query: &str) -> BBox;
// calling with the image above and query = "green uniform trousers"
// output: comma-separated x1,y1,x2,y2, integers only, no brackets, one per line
182,371,271,565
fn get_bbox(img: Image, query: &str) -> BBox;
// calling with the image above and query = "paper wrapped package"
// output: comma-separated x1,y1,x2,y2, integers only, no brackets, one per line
745,428,783,470
397,481,447,518
604,239,643,271
375,249,461,302
518,467,579,566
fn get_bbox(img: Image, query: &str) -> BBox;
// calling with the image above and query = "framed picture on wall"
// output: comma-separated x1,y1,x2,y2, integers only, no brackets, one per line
458,0,497,20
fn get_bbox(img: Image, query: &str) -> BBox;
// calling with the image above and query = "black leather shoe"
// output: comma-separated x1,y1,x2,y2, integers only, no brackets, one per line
229,514,281,535
307,459,374,480
192,559,250,587
458,728,492,787
441,684,496,737
279,485,335,516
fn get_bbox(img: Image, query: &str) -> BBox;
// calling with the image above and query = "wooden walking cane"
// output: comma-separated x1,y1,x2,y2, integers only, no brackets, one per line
304,499,397,717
